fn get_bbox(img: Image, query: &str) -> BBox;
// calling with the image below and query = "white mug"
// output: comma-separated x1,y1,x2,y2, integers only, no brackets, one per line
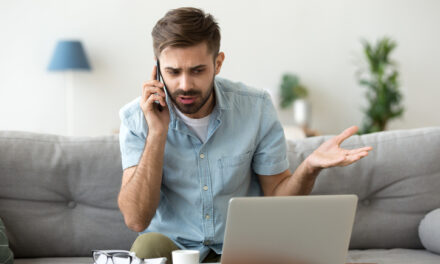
171,250,200,264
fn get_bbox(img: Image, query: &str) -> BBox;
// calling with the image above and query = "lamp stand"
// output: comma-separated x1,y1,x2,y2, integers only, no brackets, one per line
64,70,74,136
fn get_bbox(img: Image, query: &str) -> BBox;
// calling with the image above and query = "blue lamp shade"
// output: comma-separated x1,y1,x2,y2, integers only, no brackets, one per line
47,40,91,71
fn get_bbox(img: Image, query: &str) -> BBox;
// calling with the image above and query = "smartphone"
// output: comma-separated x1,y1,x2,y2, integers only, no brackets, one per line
155,60,165,112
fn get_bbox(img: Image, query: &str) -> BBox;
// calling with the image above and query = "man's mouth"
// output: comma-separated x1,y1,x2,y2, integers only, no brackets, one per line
178,96,197,105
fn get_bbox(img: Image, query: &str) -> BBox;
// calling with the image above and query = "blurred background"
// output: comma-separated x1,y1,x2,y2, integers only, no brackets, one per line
0,0,439,137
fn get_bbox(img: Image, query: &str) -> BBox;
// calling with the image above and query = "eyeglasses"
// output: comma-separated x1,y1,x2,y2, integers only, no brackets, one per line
92,250,142,264
92,250,167,264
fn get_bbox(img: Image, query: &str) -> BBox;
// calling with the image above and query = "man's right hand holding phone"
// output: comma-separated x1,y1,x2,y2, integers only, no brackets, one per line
140,64,170,136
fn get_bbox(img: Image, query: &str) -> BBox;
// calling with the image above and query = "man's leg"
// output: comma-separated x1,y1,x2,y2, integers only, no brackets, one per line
130,232,181,264
202,249,222,263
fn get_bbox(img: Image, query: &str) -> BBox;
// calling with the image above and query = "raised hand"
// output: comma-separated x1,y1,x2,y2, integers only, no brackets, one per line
306,126,373,170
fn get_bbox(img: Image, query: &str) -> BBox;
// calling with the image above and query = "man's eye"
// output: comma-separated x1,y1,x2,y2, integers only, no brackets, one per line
193,69,204,74
169,71,179,75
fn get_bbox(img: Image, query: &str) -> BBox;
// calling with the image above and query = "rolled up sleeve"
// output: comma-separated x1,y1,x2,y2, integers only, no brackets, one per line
252,91,289,176
118,107,146,171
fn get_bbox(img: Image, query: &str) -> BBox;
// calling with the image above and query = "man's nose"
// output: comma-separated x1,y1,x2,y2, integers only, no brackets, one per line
179,73,193,91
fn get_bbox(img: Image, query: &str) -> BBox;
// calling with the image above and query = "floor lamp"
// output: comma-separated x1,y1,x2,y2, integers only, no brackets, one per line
47,40,91,136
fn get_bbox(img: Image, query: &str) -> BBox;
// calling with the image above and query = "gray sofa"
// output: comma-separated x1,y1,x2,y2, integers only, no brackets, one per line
0,127,439,264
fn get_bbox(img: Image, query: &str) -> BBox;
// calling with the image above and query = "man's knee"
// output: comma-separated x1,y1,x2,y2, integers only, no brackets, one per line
130,232,180,261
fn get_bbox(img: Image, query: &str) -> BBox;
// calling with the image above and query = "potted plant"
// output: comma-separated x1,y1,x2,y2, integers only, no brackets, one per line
356,37,405,134
279,73,310,128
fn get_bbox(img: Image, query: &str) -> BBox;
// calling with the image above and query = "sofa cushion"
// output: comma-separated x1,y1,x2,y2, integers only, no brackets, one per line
0,131,138,258
0,217,14,264
286,126,440,249
14,257,91,264
346,249,440,264
419,208,440,254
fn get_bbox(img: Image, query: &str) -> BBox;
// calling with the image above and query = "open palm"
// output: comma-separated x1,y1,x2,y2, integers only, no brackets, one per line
307,126,373,169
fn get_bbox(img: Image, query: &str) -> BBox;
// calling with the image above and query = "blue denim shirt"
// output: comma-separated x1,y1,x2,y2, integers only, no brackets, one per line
118,76,289,261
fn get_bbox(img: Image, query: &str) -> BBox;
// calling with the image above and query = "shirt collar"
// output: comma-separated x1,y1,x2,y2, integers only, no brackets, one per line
213,76,229,110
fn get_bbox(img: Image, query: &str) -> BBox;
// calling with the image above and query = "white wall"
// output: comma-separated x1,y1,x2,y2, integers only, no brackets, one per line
1,0,439,136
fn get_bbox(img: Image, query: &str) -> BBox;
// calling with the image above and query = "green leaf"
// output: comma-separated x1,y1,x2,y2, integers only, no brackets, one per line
356,36,404,134
278,73,308,109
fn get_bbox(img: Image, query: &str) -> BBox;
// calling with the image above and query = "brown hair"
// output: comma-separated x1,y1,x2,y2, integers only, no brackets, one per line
152,7,221,60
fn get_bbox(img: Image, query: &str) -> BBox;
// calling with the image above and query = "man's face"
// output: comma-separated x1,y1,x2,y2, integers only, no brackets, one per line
158,42,224,116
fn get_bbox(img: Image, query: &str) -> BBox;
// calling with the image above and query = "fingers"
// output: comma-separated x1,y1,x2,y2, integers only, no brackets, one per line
343,151,369,165
346,146,373,155
351,150,369,159
150,64,157,80
335,125,359,145
141,81,165,105
143,64,165,103
146,94,167,111
143,82,165,96
140,83,167,115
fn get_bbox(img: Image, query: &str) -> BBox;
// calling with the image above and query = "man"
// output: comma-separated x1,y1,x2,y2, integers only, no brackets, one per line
117,7,373,264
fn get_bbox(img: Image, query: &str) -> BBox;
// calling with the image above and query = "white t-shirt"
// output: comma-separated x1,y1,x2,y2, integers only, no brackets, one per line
173,104,211,143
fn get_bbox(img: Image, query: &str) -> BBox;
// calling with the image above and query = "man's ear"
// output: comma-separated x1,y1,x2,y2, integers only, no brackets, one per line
214,52,225,75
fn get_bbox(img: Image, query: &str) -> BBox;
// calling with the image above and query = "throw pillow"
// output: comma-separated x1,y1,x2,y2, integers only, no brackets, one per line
419,208,440,254
0,217,14,264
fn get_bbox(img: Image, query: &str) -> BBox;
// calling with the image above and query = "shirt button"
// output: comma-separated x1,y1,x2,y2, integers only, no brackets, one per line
200,153,205,159
205,214,210,220
203,186,208,191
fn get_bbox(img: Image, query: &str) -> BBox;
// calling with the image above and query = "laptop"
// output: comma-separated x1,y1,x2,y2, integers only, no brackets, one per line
220,195,358,264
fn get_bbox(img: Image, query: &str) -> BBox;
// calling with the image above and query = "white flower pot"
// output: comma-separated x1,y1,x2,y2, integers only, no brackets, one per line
293,99,311,127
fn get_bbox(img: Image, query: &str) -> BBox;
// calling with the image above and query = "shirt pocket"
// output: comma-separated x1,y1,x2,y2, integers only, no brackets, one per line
217,150,253,194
